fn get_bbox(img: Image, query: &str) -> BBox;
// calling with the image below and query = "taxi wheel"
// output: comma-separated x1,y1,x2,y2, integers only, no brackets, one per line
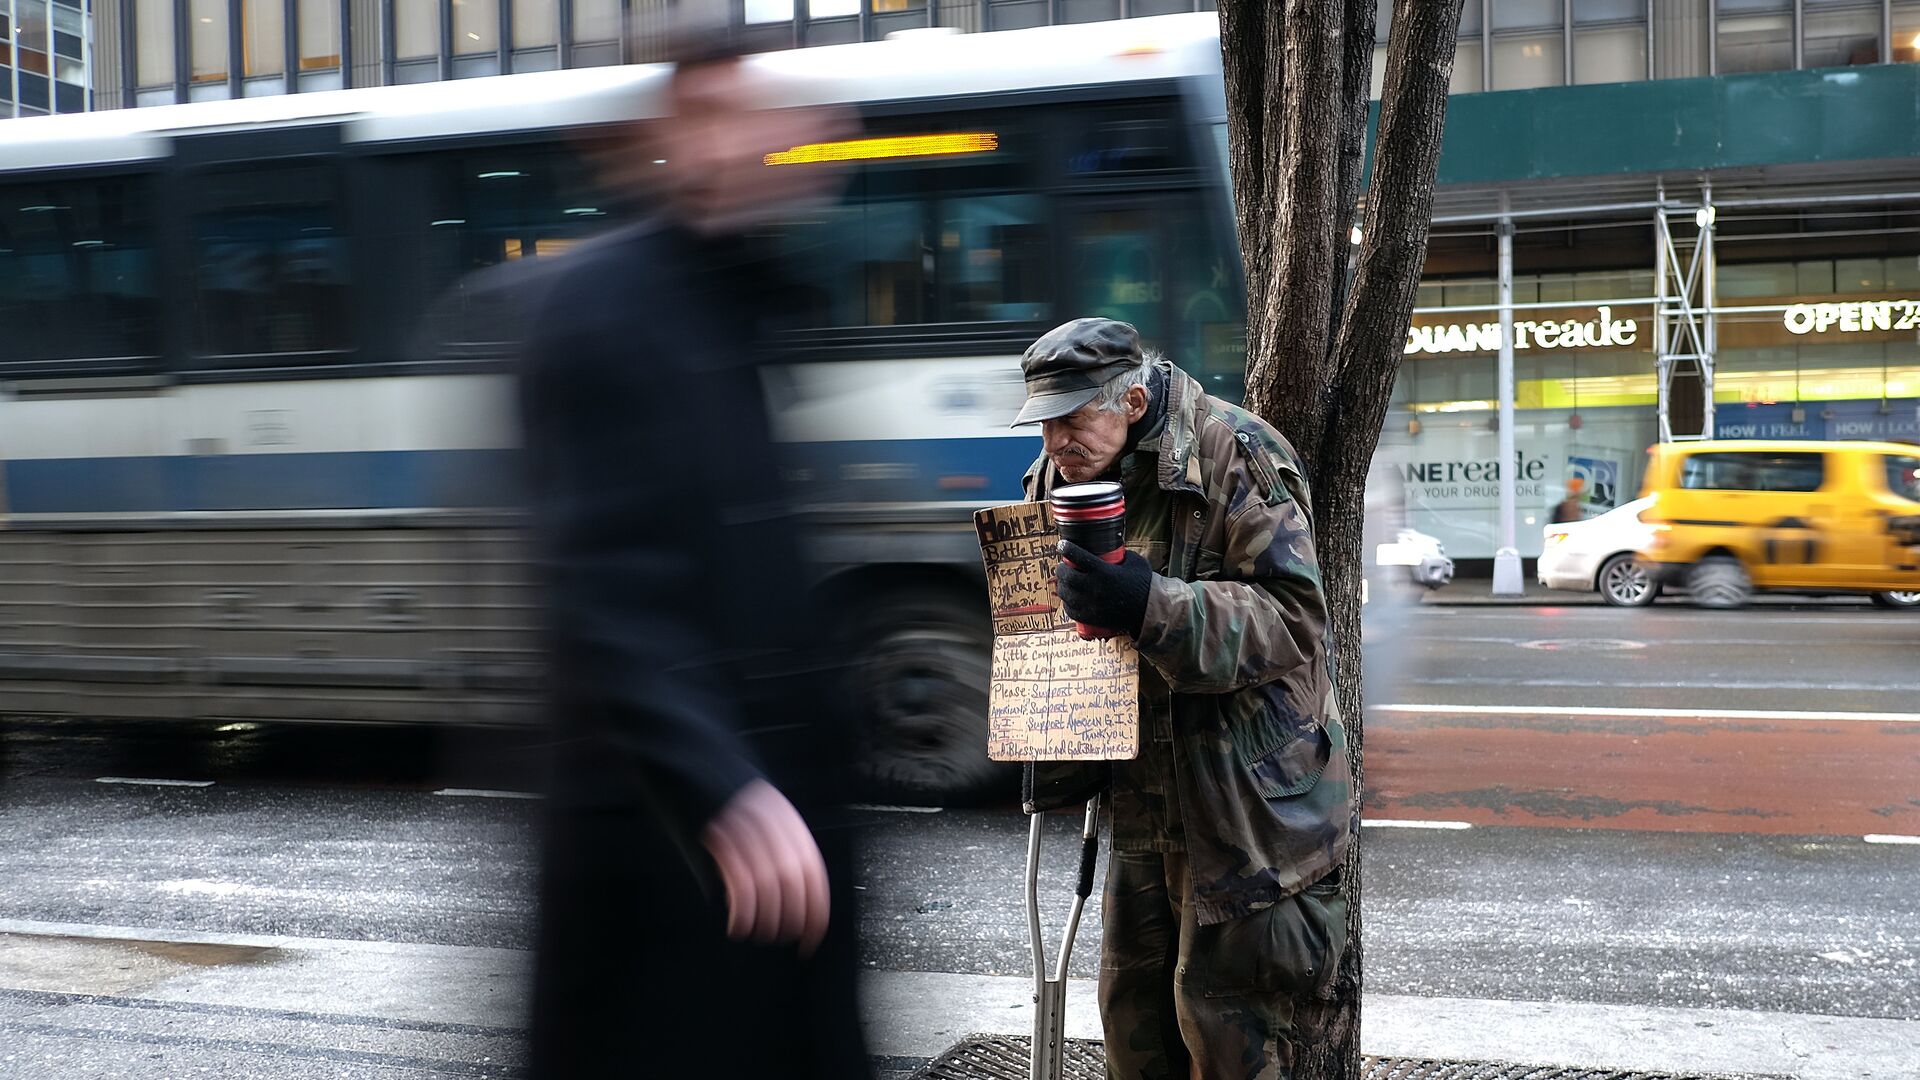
1689,557,1752,610
1597,554,1659,608
1870,590,1920,610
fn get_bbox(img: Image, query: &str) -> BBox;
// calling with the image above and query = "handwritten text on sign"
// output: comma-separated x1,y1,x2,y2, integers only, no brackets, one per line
974,501,1139,762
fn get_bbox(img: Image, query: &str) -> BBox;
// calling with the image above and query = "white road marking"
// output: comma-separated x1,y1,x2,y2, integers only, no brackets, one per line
849,803,944,814
432,787,543,799
94,777,213,787
1372,703,1920,724
1363,818,1473,830
1863,834,1920,845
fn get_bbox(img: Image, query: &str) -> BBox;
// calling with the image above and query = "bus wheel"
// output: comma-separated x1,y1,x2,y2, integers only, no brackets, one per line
1689,557,1752,610
842,586,1005,805
1870,590,1920,610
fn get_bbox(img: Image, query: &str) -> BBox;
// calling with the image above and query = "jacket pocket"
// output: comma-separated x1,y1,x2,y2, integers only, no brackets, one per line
1189,870,1348,999
1245,724,1331,799
1222,686,1329,799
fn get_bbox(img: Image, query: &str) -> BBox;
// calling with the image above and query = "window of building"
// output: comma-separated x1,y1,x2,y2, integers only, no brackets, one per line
1679,451,1826,491
573,0,621,41
1895,2,1920,62
244,0,286,77
1803,5,1881,68
1574,25,1645,82
135,0,175,85
0,175,160,367
396,0,439,59
811,0,860,16
453,0,497,54
1060,0,1117,22
17,2,49,77
1717,261,1798,298
191,165,352,356
190,0,229,81
1885,456,1920,500
52,2,83,60
1717,1,1793,73
1453,39,1485,93
1494,0,1563,31
1493,33,1563,89
513,0,555,47
299,0,342,68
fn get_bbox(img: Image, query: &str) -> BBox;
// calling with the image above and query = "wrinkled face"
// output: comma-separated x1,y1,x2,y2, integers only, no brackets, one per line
1040,385,1148,484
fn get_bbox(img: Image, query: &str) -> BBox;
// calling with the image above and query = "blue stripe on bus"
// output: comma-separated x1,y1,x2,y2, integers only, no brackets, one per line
1,436,1045,515
3,450,526,514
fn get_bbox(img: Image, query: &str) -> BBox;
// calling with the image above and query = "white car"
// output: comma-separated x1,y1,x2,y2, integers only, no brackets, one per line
1376,528,1454,590
1539,497,1662,607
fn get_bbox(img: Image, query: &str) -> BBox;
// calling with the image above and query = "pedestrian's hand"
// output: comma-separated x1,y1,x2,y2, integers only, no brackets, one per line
700,779,831,957
1056,540,1153,639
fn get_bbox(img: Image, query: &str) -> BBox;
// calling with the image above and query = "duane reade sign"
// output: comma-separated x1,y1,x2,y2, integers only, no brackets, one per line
1405,305,1641,356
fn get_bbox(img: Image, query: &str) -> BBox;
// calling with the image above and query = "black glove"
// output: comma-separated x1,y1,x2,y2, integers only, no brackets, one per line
1056,540,1153,639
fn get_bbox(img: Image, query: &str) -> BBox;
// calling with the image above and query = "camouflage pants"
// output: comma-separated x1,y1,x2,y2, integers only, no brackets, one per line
1098,850,1347,1080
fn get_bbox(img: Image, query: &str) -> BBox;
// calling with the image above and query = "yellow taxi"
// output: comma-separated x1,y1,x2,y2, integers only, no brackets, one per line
1640,439,1920,609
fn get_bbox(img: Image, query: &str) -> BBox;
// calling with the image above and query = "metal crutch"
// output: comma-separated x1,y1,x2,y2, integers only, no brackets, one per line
1025,794,1101,1080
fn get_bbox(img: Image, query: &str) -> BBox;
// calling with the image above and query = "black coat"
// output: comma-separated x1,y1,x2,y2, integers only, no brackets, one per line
516,221,866,1079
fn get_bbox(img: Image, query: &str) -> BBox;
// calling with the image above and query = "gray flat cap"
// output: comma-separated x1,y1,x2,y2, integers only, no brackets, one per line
1011,317,1143,426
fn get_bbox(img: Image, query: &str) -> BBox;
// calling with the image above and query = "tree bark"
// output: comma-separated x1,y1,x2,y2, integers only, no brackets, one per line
1217,2,1462,1078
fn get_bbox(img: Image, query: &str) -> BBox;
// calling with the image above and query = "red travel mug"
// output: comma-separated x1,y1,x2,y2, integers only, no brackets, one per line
1051,481,1127,640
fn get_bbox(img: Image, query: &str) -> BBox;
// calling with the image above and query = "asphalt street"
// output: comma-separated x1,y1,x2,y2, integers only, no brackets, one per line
0,600,1915,1076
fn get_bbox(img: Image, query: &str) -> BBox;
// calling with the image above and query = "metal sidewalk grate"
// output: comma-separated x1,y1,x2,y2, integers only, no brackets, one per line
906,1034,1790,1080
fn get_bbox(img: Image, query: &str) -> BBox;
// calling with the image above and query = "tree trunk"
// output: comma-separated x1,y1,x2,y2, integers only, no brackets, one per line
1217,2,1462,1078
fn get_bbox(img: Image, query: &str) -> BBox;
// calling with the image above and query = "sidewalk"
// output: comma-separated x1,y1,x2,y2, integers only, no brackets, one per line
4,917,1915,1079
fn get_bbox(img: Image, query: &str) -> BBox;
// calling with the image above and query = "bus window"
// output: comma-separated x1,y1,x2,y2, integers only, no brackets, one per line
191,164,351,357
0,174,159,369
937,194,1049,323
763,111,1050,334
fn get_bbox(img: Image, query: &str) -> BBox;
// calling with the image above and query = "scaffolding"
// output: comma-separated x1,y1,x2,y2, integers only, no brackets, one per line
1654,184,1717,442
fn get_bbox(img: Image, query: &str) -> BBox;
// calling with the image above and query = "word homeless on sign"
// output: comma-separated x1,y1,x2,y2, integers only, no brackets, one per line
1405,305,1639,356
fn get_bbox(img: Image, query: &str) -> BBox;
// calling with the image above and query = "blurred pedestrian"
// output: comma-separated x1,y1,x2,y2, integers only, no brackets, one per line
515,30,866,1080
1015,318,1356,1080
1552,476,1588,524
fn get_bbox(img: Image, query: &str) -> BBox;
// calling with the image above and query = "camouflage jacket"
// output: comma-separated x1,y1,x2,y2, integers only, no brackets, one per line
1023,360,1356,926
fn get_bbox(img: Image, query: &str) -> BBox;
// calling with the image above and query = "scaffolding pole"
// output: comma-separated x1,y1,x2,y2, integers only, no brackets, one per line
1655,183,1717,442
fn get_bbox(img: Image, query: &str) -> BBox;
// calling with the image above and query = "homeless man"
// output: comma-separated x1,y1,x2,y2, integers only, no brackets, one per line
1013,317,1357,1080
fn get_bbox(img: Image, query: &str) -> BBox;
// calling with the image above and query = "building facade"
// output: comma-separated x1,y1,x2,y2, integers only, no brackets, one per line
51,0,1920,560
3,0,91,117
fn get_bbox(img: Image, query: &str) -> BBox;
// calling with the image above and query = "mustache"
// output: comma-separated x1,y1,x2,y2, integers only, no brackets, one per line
1052,446,1092,461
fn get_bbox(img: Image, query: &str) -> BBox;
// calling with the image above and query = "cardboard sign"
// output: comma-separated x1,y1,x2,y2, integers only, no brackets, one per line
973,501,1139,762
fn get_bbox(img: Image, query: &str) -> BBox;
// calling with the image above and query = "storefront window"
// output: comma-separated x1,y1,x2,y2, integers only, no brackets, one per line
189,0,228,82
1886,456,1920,501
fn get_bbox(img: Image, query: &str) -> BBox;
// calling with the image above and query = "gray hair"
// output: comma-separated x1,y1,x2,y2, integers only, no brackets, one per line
1092,351,1159,414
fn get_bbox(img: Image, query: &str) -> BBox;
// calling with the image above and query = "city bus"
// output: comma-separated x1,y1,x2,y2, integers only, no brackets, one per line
0,13,1245,801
